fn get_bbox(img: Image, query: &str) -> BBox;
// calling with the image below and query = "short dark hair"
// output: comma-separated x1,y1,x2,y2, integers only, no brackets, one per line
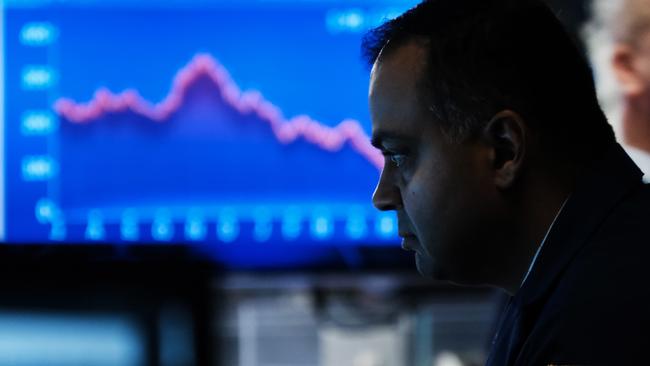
362,0,615,161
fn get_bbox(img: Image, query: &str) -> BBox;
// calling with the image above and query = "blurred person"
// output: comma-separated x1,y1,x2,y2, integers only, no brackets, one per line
585,0,650,180
363,0,650,365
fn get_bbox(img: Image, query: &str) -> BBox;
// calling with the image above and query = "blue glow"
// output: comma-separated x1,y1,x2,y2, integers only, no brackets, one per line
21,156,58,181
85,210,106,241
120,209,139,241
152,210,174,241
21,65,57,90
217,211,239,243
376,212,397,238
345,213,367,240
49,216,67,241
326,9,365,33
184,209,206,241
35,198,57,224
282,208,302,240
20,22,58,46
21,111,57,136
253,221,272,242
252,207,272,242
311,211,333,240
325,8,406,33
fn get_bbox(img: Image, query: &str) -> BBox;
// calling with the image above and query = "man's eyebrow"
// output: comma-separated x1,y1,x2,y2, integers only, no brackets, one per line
370,132,412,148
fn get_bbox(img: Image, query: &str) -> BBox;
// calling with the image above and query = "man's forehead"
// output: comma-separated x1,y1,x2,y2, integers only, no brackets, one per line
370,106,429,149
369,41,430,144
369,41,428,94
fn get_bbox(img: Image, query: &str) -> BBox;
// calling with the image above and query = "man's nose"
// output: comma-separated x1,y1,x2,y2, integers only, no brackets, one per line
372,170,401,211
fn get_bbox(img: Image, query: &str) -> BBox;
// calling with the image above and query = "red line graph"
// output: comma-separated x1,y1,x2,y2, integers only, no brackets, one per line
54,53,383,169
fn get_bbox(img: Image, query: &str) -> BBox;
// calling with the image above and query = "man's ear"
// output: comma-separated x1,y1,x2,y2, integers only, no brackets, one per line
483,110,527,190
612,44,645,97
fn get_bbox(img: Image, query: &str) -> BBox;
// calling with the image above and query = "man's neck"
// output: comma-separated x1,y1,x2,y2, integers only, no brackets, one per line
501,186,572,296
488,158,578,296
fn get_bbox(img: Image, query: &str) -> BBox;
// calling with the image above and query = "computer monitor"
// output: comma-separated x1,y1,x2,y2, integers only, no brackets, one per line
2,0,418,268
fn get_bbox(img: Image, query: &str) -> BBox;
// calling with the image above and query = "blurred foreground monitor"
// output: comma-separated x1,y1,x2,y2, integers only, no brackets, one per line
0,257,500,366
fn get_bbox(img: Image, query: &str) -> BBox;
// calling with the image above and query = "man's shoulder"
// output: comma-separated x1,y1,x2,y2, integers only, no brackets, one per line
624,145,650,183
552,182,650,291
516,185,650,363
525,178,650,315
559,182,650,297
591,181,650,246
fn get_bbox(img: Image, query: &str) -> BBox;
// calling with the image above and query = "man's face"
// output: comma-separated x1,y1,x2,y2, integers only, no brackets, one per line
636,30,650,96
369,42,503,284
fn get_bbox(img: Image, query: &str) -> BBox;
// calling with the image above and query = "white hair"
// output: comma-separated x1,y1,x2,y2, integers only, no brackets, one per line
583,0,650,139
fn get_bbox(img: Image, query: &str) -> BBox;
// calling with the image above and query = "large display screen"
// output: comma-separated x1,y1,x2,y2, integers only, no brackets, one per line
2,0,417,265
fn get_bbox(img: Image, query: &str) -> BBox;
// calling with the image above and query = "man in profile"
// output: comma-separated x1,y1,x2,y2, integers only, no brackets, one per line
585,0,650,180
363,0,650,364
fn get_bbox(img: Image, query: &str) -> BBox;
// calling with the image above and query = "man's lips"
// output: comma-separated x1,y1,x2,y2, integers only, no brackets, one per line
399,233,417,251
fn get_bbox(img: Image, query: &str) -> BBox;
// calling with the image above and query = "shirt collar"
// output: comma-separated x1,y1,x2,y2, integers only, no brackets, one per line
520,197,569,288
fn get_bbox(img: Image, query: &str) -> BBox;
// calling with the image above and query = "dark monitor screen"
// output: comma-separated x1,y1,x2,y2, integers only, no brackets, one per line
1,0,418,267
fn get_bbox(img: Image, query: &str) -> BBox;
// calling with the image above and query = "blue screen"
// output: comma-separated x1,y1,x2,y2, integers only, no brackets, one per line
1,0,417,265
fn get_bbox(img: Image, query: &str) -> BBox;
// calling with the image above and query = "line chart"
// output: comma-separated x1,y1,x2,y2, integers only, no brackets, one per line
54,54,383,170
5,4,401,251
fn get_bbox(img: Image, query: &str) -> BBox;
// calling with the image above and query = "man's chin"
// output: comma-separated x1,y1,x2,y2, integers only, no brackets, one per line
415,254,484,287
415,252,440,278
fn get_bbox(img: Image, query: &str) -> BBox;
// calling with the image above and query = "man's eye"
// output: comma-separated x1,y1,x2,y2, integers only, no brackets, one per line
390,154,407,167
